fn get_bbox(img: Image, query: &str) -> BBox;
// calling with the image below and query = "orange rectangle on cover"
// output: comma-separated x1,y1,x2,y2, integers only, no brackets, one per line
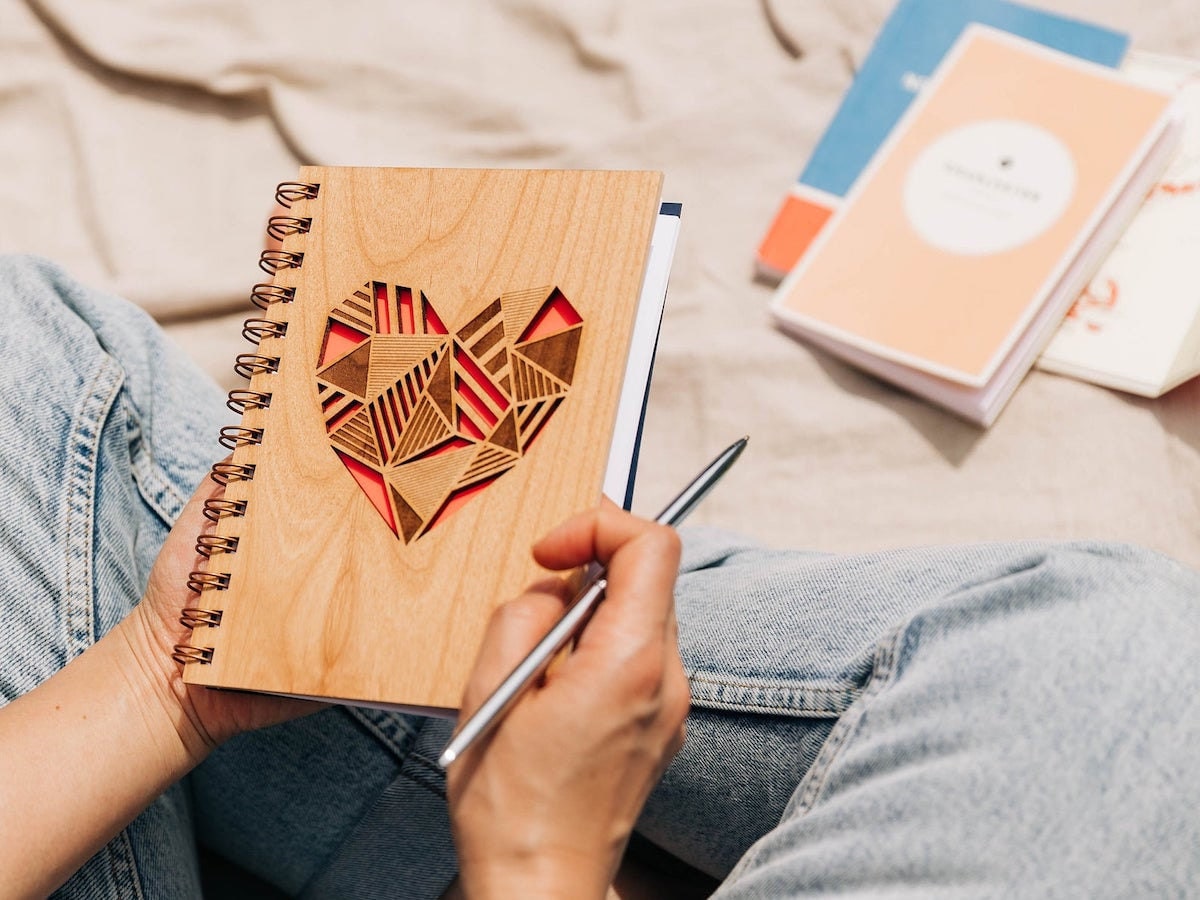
756,191,835,279
772,26,1175,389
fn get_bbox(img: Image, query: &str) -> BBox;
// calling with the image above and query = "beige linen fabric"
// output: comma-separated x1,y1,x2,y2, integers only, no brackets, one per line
2,0,1197,565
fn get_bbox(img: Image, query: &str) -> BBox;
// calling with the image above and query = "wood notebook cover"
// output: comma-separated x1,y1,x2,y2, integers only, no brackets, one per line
180,166,664,712
771,26,1175,388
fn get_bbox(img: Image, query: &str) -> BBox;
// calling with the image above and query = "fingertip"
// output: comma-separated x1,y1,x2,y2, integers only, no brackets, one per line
634,520,683,574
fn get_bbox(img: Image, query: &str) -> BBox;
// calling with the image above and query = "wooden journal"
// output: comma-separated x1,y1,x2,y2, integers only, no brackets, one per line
172,166,675,713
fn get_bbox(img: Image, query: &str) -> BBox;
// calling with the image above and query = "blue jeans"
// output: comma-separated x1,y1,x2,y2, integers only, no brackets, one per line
3,255,1198,898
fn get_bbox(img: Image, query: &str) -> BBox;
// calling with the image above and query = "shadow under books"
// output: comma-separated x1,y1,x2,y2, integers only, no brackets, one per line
808,347,985,466
1121,374,1200,456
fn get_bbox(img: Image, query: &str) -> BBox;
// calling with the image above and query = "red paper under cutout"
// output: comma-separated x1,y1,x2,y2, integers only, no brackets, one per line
316,282,583,542
319,320,368,367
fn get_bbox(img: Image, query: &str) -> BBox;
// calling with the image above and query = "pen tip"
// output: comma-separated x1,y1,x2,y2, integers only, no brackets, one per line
438,750,456,768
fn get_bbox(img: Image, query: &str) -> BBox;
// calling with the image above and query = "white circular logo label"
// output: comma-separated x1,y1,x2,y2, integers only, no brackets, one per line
902,119,1076,256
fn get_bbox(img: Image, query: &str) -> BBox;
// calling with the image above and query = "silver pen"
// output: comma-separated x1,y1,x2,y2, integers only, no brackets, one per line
438,435,749,768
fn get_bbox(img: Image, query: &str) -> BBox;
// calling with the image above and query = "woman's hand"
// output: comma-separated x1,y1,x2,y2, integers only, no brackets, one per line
126,471,318,763
446,505,690,899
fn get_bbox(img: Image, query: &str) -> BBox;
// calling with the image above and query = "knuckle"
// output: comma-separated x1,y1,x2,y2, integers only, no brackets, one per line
608,651,691,722
490,594,550,631
645,522,682,557
617,648,671,697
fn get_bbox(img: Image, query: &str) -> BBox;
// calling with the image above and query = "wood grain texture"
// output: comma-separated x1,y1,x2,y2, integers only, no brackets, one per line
182,166,663,712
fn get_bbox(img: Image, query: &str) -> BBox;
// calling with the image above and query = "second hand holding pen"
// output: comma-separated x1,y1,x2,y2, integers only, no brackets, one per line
438,435,749,768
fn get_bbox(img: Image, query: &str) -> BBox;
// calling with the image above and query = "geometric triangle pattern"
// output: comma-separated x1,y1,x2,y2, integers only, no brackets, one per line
316,280,583,542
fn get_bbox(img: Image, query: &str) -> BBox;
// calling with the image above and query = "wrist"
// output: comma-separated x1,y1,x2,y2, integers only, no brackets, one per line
456,844,615,900
458,868,607,900
115,603,218,768
0,601,212,897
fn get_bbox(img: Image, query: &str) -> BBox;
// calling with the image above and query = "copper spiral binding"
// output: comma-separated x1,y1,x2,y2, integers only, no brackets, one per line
180,608,224,628
210,461,256,485
203,498,248,522
234,353,279,378
267,215,312,240
251,283,296,310
218,425,264,451
242,318,288,344
275,181,320,208
187,571,231,592
195,534,240,558
226,390,271,414
171,645,214,665
259,249,304,274
178,179,319,667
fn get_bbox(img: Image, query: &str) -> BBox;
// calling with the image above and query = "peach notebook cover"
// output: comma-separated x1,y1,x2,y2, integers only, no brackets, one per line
771,25,1176,391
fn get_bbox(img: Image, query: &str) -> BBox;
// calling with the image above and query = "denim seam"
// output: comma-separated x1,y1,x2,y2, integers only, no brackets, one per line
60,354,144,899
344,707,421,759
687,673,860,694
62,355,123,662
401,753,450,800
687,697,856,717
104,830,147,900
398,716,448,798
790,624,903,815
127,405,190,527
687,672,861,717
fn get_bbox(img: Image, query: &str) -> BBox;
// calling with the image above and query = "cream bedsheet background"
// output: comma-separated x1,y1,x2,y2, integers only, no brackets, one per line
3,0,1198,567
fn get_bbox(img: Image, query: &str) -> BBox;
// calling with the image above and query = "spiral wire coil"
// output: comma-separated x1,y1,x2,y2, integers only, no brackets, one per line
174,179,319,665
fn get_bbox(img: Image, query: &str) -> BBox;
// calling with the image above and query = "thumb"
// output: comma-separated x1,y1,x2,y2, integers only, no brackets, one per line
458,583,570,718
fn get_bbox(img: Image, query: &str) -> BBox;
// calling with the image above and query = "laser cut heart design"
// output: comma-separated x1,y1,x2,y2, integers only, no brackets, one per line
315,282,583,542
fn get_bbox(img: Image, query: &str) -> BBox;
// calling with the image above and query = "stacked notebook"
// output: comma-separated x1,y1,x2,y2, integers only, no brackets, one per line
1038,51,1200,398
173,166,680,713
769,26,1181,425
